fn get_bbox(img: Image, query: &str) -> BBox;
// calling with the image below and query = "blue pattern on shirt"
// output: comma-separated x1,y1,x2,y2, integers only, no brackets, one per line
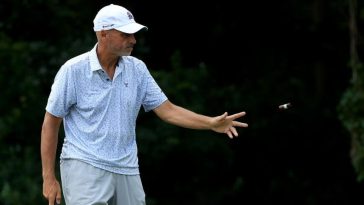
46,44,167,175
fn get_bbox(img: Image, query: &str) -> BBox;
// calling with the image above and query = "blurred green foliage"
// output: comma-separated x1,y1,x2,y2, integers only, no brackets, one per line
338,62,364,181
337,0,364,182
0,0,364,204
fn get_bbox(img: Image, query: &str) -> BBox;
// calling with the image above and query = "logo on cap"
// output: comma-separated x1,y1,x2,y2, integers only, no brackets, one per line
102,24,114,28
127,11,134,20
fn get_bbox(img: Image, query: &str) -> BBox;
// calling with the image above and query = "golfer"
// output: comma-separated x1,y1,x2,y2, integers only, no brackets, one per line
41,4,248,205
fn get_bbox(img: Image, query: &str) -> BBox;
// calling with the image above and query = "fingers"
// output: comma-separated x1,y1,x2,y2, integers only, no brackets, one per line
47,187,57,205
226,130,233,139
230,126,238,137
48,193,55,205
226,126,238,139
233,121,248,128
218,111,246,122
226,111,246,120
217,112,228,121
44,181,61,205
56,190,62,204
214,111,248,138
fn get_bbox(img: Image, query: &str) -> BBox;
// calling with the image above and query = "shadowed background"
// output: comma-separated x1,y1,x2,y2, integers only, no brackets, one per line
1,0,364,204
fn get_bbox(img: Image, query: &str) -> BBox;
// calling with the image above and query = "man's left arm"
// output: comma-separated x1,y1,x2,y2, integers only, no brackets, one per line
153,100,248,139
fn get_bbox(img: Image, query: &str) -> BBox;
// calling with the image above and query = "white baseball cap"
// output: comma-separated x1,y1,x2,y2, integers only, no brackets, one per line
93,4,147,34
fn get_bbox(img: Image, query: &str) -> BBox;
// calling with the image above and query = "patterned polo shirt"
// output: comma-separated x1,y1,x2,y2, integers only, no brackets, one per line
46,44,167,175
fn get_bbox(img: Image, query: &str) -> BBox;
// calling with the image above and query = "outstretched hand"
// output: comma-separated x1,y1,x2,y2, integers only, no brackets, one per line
211,111,248,139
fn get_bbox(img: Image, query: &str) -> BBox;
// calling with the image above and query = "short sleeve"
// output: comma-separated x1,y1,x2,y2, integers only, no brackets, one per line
142,69,168,112
45,65,77,117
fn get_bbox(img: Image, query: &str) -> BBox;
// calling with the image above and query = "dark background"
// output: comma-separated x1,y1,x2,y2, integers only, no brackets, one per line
1,0,364,204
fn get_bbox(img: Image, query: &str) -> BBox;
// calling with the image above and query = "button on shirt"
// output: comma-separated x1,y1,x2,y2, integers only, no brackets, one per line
46,44,168,175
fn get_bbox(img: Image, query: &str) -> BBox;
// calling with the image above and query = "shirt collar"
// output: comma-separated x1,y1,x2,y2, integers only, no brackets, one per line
89,43,103,72
89,43,123,72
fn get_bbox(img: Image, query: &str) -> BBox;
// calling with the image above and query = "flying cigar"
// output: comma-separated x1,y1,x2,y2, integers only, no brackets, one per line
278,102,292,110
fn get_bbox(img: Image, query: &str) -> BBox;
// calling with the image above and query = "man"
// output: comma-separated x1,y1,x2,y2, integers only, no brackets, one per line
41,4,248,205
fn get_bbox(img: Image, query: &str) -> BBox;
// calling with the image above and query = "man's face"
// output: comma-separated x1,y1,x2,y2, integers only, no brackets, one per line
103,29,136,56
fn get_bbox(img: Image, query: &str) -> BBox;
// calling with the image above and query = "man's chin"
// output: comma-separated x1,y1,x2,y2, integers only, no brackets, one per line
120,51,132,56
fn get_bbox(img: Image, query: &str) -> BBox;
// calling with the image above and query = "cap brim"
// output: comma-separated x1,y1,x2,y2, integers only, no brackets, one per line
115,23,148,34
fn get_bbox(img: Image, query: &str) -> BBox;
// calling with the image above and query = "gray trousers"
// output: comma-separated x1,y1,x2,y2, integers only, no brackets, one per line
60,159,146,205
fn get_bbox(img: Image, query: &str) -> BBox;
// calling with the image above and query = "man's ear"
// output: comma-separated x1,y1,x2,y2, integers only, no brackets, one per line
100,30,108,38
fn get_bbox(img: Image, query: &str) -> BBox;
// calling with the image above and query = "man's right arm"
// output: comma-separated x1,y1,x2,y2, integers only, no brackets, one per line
41,111,63,205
